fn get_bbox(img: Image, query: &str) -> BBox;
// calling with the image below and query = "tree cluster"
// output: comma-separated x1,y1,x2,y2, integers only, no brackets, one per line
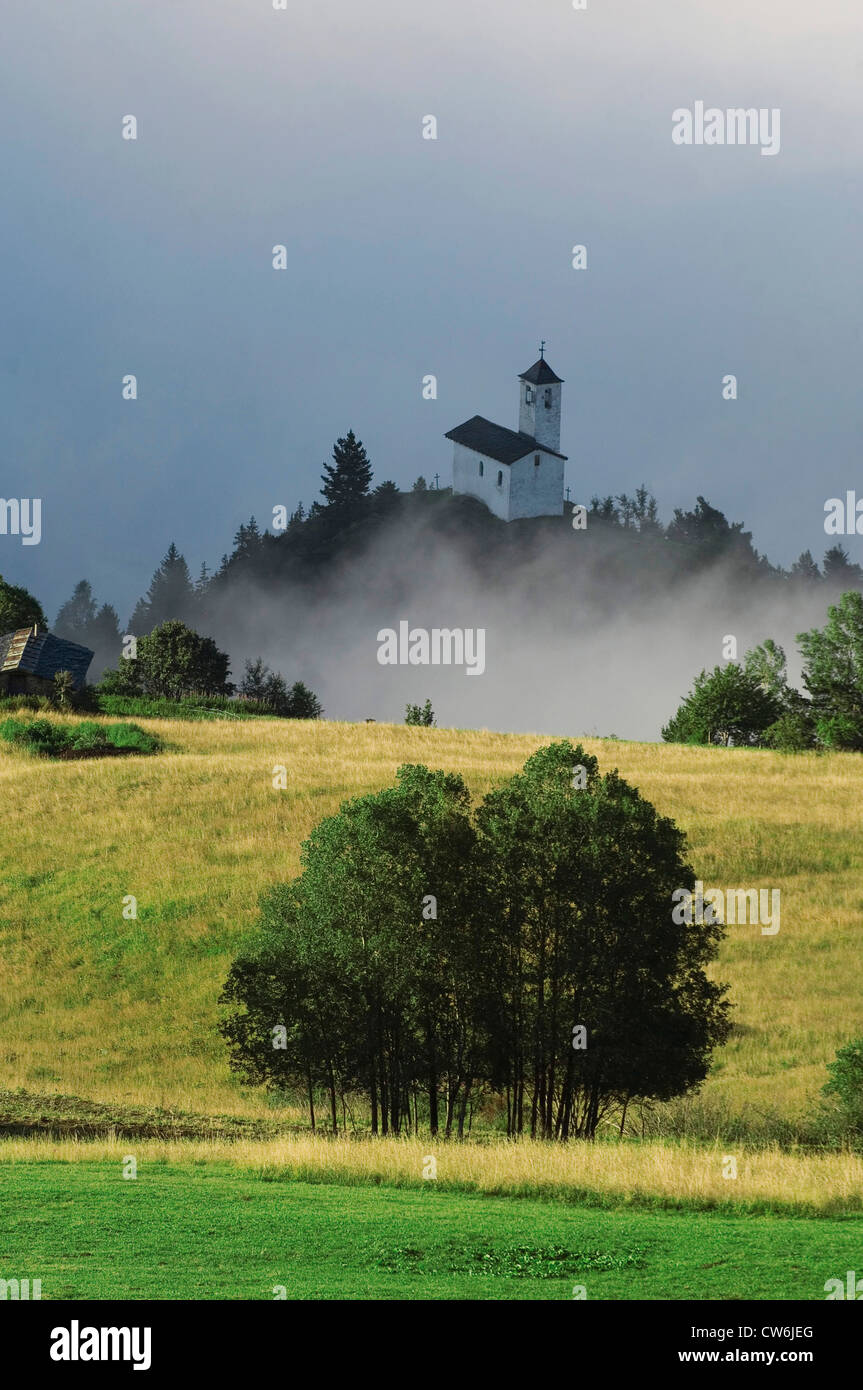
662,593,863,751
220,742,730,1140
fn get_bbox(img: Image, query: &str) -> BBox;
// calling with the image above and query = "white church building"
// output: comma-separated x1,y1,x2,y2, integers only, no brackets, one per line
446,348,567,521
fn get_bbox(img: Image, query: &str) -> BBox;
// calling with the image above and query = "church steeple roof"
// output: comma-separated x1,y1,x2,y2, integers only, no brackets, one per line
518,357,563,385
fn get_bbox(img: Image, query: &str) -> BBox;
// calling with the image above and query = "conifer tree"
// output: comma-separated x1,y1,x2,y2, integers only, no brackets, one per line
320,430,373,507
128,543,195,633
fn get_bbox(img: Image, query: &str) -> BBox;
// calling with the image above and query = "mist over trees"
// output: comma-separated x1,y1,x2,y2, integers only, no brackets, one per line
46,430,861,657
22,431,863,736
663,601,863,752
53,580,122,680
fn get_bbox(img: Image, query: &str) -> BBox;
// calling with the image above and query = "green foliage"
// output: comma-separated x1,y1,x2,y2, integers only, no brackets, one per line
239,661,323,718
103,722,162,752
68,721,109,751
0,717,68,756
666,496,767,573
743,639,788,702
662,663,782,746
0,574,46,632
222,742,730,1140
405,699,435,727
823,545,863,588
816,714,863,750
798,592,863,750
320,430,373,508
52,670,76,710
129,543,195,635
822,1038,863,1139
95,694,275,720
100,620,232,701
97,660,142,696
762,710,816,752
0,716,160,758
285,681,323,719
54,580,122,677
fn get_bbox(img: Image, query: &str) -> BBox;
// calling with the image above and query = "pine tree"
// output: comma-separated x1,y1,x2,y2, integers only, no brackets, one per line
320,430,373,507
791,550,821,584
54,580,97,640
823,545,863,587
129,543,195,633
232,517,262,561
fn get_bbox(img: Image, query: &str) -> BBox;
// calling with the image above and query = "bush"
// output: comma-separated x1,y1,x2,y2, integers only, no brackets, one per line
405,699,435,727
662,664,780,746
238,661,324,719
68,721,109,751
762,711,816,752
0,717,68,756
0,716,161,758
822,1038,863,1139
104,722,161,753
815,713,863,751
285,681,323,719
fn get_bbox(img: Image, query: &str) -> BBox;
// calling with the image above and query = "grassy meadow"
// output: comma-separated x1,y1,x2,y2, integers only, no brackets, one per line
1,714,860,1127
2,1162,858,1301
1,712,862,1298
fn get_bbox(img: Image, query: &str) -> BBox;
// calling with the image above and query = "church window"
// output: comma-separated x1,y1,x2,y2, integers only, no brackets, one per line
496,470,503,487
479,460,484,476
544,388,552,408
525,387,533,404
534,454,540,467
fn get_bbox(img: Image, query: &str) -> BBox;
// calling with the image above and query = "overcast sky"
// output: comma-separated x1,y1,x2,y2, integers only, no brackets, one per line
1,0,861,622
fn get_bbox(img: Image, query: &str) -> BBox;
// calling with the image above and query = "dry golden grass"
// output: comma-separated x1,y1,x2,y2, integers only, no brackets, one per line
1,715,862,1131
0,1130,860,1215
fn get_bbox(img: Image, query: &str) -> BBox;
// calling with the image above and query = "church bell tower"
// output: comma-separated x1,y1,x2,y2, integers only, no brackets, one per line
518,342,563,453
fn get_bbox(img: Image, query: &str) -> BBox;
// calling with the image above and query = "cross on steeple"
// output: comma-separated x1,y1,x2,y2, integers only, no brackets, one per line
539,340,546,359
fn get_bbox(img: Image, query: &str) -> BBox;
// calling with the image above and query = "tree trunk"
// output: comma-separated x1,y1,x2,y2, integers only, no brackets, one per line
306,1063,316,1133
328,1067,338,1135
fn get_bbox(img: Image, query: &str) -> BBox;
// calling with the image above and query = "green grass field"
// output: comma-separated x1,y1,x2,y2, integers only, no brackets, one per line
2,1162,859,1301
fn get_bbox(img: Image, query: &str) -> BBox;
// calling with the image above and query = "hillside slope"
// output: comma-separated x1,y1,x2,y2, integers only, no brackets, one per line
1,717,861,1134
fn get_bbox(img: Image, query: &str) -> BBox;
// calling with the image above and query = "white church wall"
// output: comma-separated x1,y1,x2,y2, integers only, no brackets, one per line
508,450,565,519
452,443,512,521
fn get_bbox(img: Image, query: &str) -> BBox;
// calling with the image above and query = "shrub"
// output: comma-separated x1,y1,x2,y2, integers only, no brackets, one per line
405,699,435,727
662,664,780,746
53,670,76,710
822,1038,863,1139
68,721,109,751
0,717,69,756
104,722,161,753
0,716,161,758
285,681,323,720
815,713,863,751
762,710,816,752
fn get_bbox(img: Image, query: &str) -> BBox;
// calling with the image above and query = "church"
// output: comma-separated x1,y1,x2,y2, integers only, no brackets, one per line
445,348,567,521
